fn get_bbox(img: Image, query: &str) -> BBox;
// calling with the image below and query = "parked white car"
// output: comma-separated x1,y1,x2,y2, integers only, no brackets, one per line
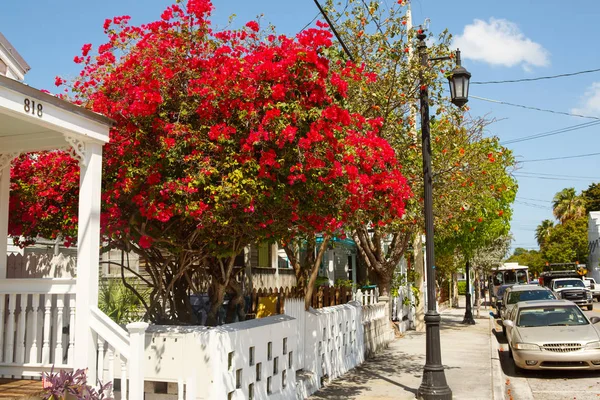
583,277,600,301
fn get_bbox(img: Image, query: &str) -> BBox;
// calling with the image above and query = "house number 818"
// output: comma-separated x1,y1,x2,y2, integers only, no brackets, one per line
23,98,43,117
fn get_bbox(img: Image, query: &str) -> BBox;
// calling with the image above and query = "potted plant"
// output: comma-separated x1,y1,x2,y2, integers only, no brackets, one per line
42,368,112,400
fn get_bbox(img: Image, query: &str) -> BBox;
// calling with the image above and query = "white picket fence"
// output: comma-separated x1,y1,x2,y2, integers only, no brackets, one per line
352,287,379,305
391,285,415,333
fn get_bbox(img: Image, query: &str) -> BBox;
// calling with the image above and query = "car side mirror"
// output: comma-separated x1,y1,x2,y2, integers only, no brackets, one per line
503,320,514,328
591,317,600,324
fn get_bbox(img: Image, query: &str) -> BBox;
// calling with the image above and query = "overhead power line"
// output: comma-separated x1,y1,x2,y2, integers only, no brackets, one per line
470,95,600,120
516,196,552,203
518,152,600,163
513,174,593,182
500,120,600,145
516,171,600,180
515,200,552,210
299,13,320,32
472,67,600,85
312,0,355,62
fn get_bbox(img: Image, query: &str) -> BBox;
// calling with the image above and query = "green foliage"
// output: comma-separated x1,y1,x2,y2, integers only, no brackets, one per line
535,219,554,248
98,279,147,325
458,280,466,295
471,235,511,275
315,276,330,288
552,187,586,223
582,182,600,214
390,272,407,297
506,248,545,277
334,279,354,289
542,217,588,265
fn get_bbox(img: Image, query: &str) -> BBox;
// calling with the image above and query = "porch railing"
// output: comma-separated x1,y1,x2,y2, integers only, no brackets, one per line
0,278,76,377
90,306,147,400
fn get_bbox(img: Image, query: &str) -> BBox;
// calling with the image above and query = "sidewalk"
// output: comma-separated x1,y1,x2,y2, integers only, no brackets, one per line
309,300,498,400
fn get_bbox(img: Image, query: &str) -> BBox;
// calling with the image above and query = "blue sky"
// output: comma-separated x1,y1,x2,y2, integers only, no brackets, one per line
2,0,599,253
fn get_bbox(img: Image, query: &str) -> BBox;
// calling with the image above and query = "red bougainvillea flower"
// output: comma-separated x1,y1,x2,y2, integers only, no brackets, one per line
9,0,410,254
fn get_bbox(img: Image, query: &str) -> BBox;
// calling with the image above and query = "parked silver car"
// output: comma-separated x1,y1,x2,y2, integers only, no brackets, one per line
500,285,556,335
503,300,600,370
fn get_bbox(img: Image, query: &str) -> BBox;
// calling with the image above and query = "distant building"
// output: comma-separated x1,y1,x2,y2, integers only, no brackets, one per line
589,211,600,282
0,32,30,80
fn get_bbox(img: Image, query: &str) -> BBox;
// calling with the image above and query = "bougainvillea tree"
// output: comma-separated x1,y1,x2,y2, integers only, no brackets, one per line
9,0,411,323
320,0,517,297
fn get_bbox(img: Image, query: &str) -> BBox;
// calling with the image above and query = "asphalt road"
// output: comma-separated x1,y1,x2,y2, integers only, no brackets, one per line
492,301,600,400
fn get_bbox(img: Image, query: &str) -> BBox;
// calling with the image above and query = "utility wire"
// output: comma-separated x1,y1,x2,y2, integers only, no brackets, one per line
515,200,552,209
299,13,320,32
471,95,600,120
516,196,552,203
312,0,355,62
301,0,350,33
501,120,600,145
516,171,600,180
472,68,600,85
518,152,600,163
514,174,595,182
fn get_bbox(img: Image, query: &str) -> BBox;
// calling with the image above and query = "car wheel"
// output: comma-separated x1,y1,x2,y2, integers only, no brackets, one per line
588,304,594,311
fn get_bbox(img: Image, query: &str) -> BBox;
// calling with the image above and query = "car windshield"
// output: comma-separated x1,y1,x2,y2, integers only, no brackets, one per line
517,306,589,327
497,285,512,297
554,279,584,289
507,290,555,305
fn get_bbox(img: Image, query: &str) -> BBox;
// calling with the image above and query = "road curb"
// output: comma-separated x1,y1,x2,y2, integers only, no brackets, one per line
489,316,505,400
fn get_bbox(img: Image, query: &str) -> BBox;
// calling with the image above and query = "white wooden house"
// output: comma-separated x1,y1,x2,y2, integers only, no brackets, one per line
0,32,147,399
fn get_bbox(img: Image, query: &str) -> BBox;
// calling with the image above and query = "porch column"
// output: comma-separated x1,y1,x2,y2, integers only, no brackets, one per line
0,153,18,279
73,142,103,381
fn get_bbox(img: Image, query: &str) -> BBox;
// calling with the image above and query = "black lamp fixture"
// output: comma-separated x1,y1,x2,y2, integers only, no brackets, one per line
447,49,471,108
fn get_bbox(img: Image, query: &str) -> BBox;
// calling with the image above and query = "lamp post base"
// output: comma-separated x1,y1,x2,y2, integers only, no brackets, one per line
417,312,452,400
462,293,476,325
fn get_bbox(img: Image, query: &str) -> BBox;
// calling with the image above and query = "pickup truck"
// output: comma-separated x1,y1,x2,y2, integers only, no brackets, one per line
550,277,594,310
583,277,600,301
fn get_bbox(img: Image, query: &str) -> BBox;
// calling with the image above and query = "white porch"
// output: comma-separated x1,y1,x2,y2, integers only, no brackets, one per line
0,73,147,399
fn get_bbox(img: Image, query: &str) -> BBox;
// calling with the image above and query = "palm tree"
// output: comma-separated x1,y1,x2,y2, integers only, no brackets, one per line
535,219,554,247
552,188,586,223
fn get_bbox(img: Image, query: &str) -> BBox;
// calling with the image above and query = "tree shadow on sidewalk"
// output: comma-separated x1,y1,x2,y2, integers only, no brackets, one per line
309,349,425,399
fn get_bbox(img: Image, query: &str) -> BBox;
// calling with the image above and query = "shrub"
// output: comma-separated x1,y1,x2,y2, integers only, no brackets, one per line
99,279,148,324
458,280,466,295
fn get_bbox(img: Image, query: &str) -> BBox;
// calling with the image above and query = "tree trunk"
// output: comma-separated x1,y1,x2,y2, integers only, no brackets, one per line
226,280,246,324
452,272,459,308
206,280,226,326
373,268,393,298
473,268,481,318
304,237,330,310
413,234,425,332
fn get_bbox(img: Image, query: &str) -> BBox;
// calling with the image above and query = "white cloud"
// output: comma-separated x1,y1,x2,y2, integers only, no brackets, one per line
453,18,550,70
571,82,600,117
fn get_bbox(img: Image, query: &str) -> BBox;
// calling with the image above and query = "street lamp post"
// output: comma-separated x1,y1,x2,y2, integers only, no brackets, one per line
416,30,471,400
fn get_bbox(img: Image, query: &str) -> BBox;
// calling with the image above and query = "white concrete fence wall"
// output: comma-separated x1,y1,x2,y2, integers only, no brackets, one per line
138,299,392,400
143,314,298,400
